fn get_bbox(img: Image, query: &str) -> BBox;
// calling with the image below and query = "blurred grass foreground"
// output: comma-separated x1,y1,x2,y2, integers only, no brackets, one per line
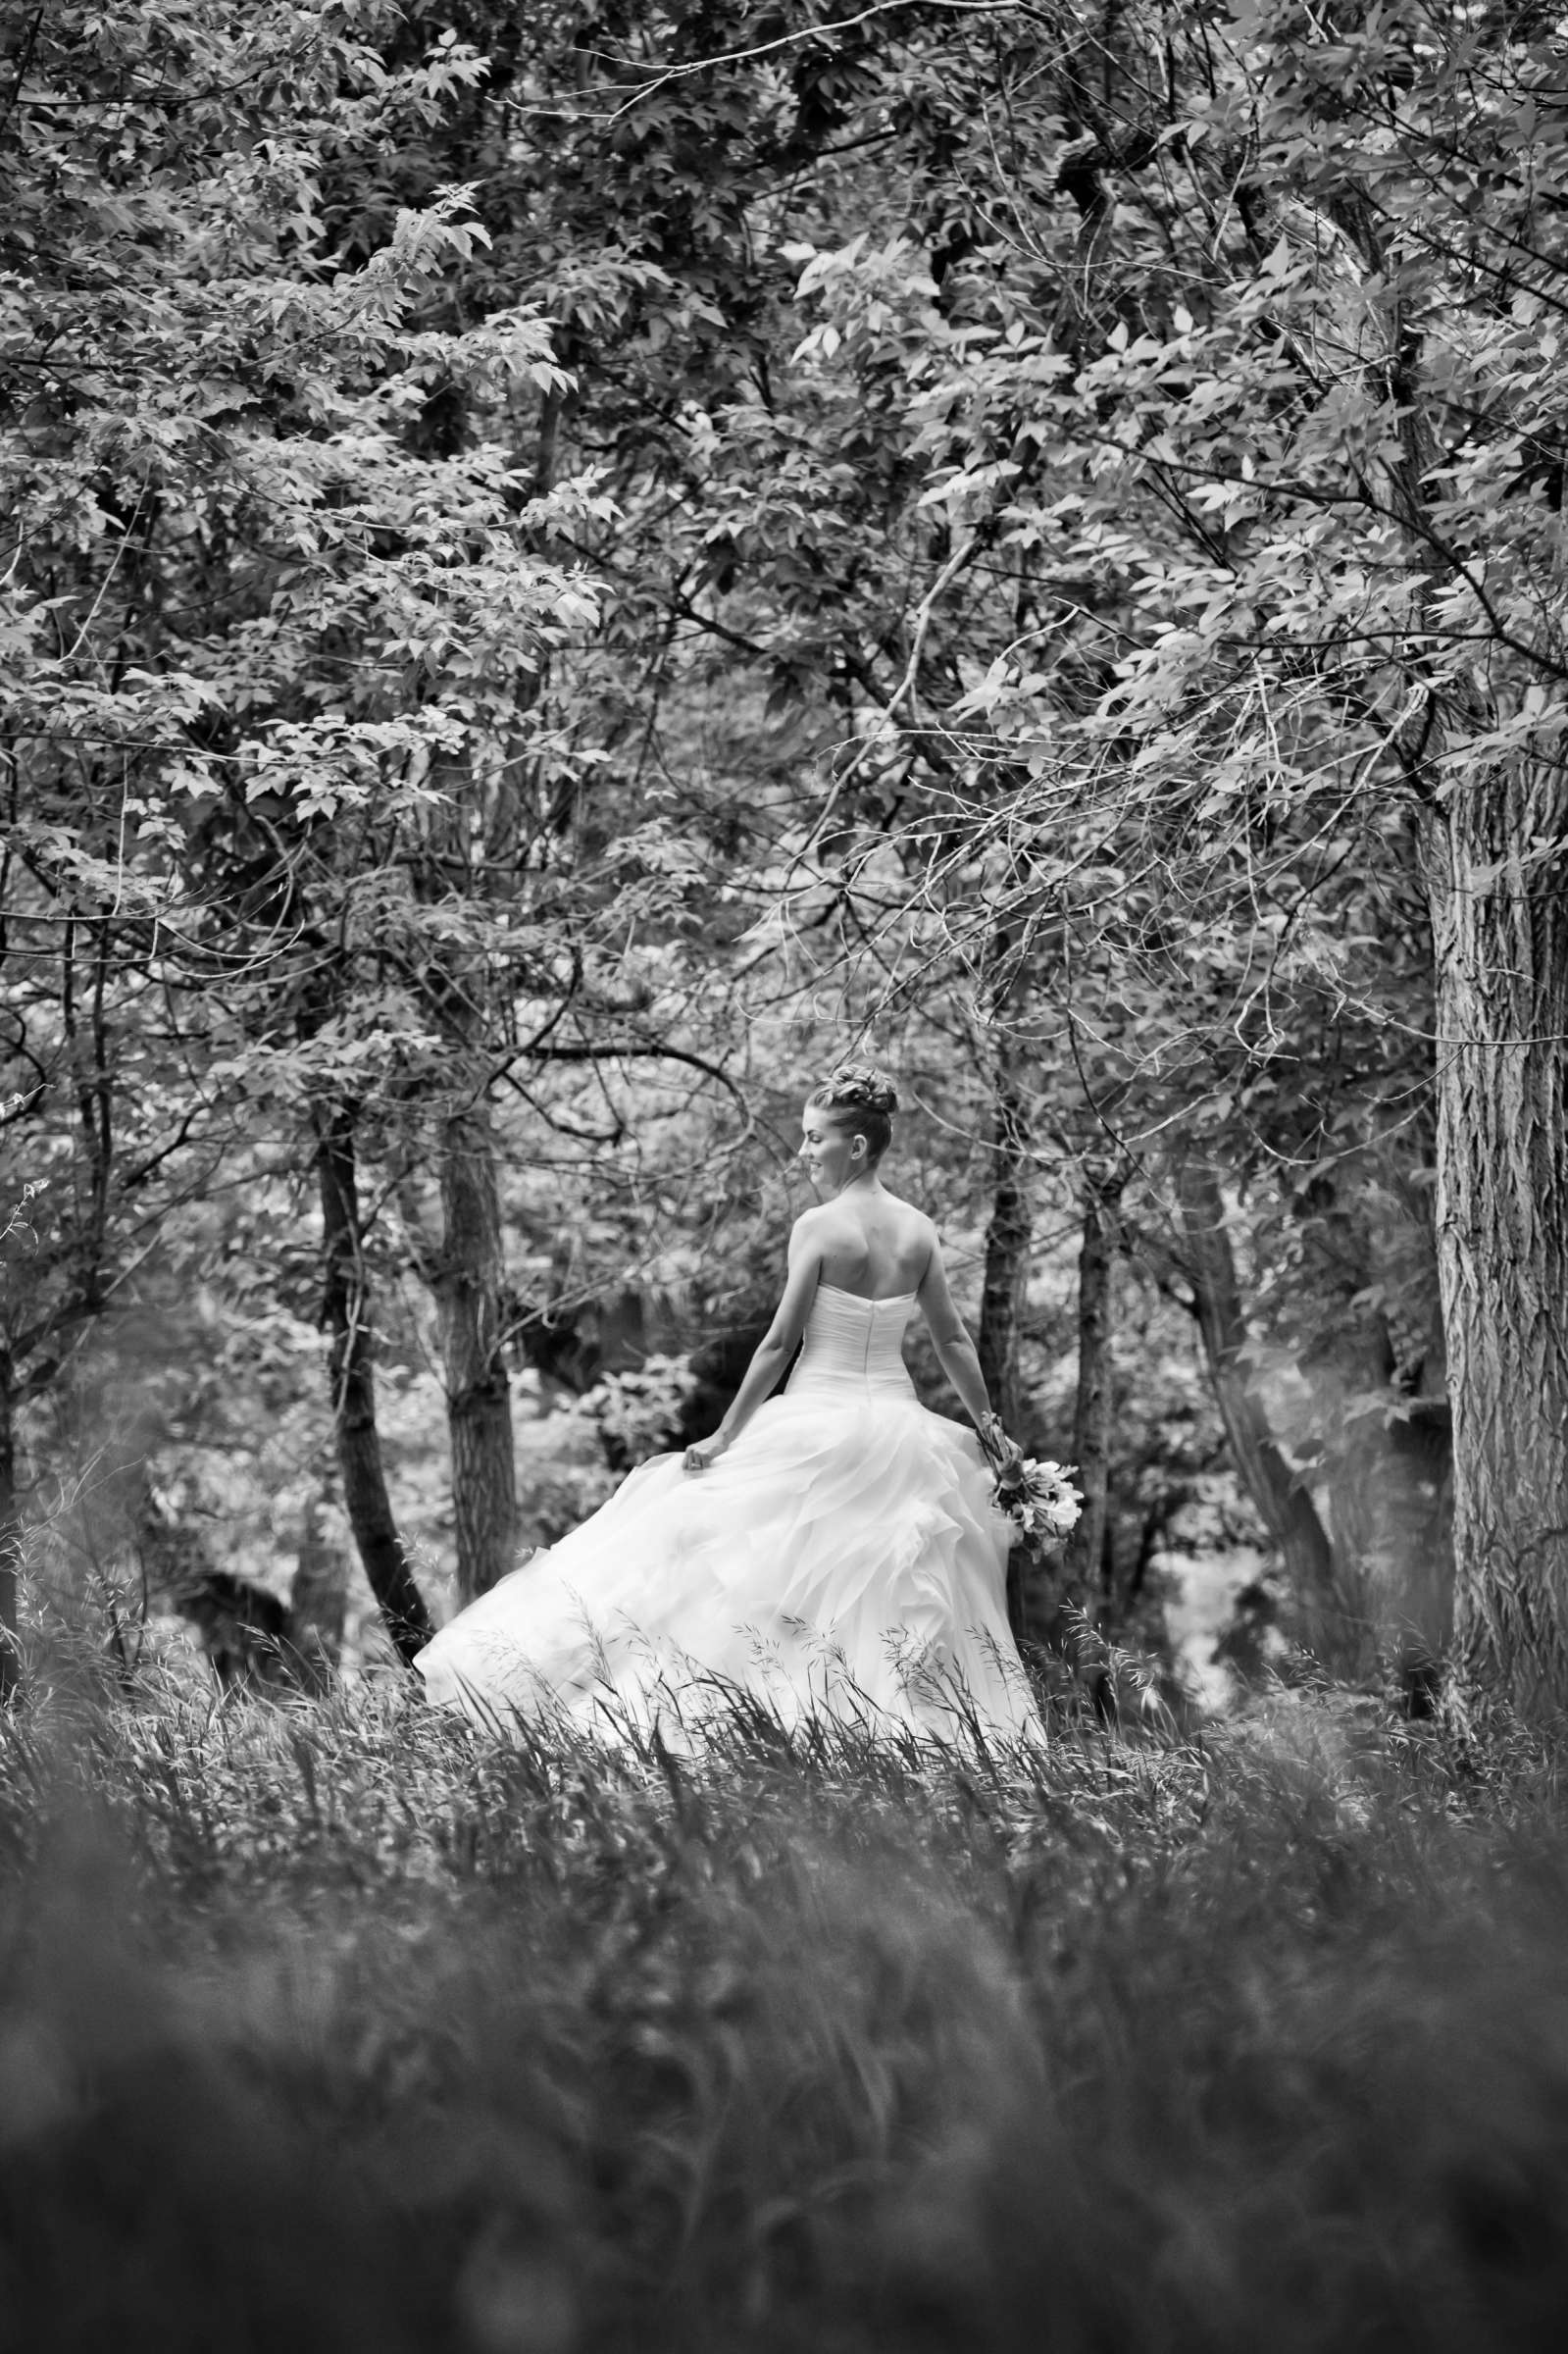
5,1646,1568,2354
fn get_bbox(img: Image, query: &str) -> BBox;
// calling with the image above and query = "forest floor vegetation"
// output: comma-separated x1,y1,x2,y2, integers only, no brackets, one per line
3,1635,1568,2353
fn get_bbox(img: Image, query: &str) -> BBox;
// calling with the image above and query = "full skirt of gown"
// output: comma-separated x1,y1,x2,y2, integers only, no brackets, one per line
415,1284,1040,1742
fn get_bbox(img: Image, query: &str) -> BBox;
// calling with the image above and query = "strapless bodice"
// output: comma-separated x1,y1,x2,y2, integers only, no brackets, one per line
789,1282,917,1395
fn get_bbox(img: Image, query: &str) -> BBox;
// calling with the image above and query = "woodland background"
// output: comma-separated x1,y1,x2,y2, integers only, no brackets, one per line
9,12,1568,2353
3,0,1568,1714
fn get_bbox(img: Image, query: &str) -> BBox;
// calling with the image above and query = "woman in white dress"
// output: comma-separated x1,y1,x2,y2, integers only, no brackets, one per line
415,1065,1040,1740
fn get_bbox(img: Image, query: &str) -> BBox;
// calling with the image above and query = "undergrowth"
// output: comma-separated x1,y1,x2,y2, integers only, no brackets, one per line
3,1637,1568,2353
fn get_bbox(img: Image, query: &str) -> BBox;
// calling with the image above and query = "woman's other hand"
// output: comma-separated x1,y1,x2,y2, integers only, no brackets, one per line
683,1432,729,1473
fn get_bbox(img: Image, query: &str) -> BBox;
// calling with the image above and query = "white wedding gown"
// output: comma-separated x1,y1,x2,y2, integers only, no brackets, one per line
415,1282,1040,1740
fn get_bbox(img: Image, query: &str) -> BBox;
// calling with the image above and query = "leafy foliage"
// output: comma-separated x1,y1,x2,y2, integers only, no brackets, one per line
5,0,1568,1694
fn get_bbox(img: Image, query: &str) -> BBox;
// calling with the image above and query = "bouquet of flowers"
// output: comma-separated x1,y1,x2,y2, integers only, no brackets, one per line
978,1414,1083,1561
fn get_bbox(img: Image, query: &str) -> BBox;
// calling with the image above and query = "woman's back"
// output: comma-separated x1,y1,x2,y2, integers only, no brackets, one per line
806,1189,934,1300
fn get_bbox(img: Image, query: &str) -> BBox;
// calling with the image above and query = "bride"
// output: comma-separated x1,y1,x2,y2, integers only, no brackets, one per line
415,1064,1041,1740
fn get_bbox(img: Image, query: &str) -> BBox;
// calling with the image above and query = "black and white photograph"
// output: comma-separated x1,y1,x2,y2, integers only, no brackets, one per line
4,4,1568,2348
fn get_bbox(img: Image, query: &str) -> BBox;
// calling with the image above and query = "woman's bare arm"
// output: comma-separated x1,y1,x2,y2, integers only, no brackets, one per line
683,1217,825,1468
915,1234,993,1428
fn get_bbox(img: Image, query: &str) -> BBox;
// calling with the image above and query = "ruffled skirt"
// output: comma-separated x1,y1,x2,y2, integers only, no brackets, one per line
415,1377,1040,1741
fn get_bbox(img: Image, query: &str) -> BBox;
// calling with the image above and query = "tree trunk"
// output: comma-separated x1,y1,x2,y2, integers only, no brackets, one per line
289,1487,348,1693
1062,1166,1124,1600
0,1349,21,1706
315,1106,431,1664
1420,770,1568,1713
977,1044,1032,1437
436,1092,518,1604
1176,1160,1345,1660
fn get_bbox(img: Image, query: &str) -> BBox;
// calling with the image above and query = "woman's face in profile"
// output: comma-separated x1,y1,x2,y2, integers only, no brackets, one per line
798,1105,858,1194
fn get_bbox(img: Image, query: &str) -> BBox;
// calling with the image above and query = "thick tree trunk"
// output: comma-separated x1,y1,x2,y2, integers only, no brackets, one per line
1176,1161,1345,1660
315,1106,431,1664
0,1349,21,1706
436,1094,518,1604
1062,1166,1124,1599
1420,770,1568,1713
977,1047,1032,1437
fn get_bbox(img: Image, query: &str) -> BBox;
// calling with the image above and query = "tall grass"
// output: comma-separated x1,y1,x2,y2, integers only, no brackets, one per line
3,1638,1568,2353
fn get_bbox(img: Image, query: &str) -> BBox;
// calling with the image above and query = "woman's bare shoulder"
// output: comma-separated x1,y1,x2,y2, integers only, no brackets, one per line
788,1202,835,1245
882,1193,939,1244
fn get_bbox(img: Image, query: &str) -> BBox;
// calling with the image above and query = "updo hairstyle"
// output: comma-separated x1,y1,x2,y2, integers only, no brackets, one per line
810,1061,898,1164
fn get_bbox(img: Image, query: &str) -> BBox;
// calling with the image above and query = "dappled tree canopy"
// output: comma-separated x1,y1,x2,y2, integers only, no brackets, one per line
3,0,1565,1709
